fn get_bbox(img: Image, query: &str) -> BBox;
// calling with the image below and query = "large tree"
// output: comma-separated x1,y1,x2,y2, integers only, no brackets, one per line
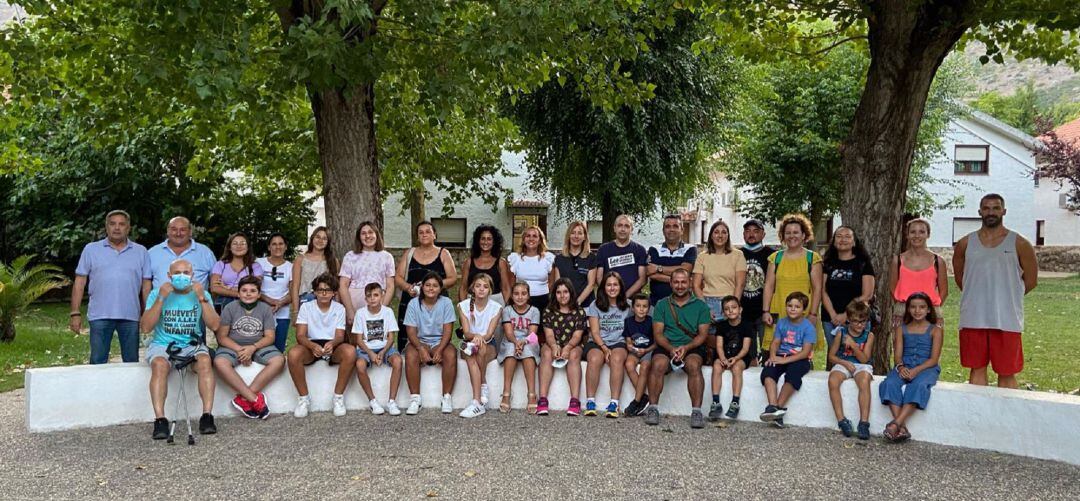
1,1,669,256
508,11,743,239
707,0,1080,368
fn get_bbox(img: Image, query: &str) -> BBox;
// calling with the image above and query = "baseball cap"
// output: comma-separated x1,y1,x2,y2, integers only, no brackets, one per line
743,218,765,230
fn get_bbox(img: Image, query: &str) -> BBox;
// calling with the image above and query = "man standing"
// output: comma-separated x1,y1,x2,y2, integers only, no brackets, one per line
146,216,216,291
646,214,697,306
597,214,649,297
70,210,151,364
740,219,773,361
953,194,1038,389
141,259,220,439
644,269,712,428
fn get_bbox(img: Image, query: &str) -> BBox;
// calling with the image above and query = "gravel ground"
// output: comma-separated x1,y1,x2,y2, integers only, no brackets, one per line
1,389,1078,500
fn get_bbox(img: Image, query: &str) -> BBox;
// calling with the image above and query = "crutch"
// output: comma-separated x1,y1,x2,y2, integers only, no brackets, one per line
165,342,197,446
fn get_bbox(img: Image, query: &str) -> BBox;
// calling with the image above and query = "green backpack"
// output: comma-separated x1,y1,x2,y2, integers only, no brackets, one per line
772,248,815,275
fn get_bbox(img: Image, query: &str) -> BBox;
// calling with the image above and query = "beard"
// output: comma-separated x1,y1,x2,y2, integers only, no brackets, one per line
982,215,1001,228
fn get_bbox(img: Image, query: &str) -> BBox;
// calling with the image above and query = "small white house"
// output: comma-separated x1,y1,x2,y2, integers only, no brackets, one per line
1035,116,1080,246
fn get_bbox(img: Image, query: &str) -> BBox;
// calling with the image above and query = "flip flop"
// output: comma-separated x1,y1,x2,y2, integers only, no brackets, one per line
499,393,511,414
526,393,538,414
883,421,901,442
898,425,912,442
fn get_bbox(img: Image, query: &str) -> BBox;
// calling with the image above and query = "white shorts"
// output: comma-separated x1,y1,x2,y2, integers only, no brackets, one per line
830,363,873,379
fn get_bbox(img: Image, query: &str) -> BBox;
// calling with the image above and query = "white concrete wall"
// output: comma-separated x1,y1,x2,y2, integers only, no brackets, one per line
25,362,1080,465
1034,180,1080,245
924,117,1037,247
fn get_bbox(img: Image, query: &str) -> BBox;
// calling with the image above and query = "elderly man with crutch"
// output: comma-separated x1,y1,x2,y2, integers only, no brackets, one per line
141,259,221,441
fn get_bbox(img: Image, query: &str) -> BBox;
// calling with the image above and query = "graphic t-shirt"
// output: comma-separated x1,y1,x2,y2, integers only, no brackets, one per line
295,300,347,341
822,256,876,323
219,301,276,346
586,303,631,345
351,305,399,351
647,243,698,305
502,305,540,341
145,289,212,347
255,257,292,320
716,320,756,359
623,315,654,349
830,325,870,364
542,308,587,346
740,245,774,320
597,240,648,290
775,317,817,357
403,296,456,345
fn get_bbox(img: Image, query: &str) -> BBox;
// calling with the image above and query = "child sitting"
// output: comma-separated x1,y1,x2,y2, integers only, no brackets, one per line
500,282,541,413
351,283,404,416
759,291,816,428
538,278,587,416
287,272,355,418
622,294,655,417
880,292,942,442
826,300,875,439
709,295,754,421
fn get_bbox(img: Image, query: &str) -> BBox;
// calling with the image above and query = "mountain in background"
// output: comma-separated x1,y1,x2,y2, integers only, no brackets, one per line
964,43,1080,107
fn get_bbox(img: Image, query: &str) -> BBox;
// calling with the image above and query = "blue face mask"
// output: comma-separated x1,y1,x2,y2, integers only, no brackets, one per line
170,273,193,290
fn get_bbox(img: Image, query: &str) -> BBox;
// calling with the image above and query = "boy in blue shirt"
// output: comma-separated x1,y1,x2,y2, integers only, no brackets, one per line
759,291,816,428
622,294,655,416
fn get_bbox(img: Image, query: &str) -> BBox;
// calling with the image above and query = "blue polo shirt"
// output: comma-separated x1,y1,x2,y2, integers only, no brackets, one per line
147,239,217,289
647,242,698,305
75,239,151,321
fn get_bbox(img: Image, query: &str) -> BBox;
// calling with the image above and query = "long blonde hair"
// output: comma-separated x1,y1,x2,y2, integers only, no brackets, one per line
561,221,591,257
468,273,494,323
518,225,549,255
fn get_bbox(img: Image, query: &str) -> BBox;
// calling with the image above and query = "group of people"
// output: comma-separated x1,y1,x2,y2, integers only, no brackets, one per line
69,193,1038,441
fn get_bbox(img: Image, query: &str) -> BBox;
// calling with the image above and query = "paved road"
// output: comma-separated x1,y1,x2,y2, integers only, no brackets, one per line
1,389,1077,500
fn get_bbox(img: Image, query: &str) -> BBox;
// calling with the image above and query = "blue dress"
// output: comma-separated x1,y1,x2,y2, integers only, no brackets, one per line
879,323,940,409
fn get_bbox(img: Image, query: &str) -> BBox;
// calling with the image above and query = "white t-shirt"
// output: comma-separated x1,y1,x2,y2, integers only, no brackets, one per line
458,298,502,338
256,257,293,320
508,252,556,296
351,305,399,351
295,300,346,341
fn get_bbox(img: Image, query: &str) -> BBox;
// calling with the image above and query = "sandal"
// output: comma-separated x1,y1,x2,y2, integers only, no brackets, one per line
526,393,538,415
499,393,511,414
897,425,912,442
883,421,901,442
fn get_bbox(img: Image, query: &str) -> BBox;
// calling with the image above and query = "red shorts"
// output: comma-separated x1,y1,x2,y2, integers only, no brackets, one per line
959,328,1023,376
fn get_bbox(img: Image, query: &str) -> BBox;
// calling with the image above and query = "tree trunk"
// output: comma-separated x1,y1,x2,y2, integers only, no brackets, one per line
601,191,618,242
409,187,427,247
309,85,383,259
1,319,14,343
839,0,972,372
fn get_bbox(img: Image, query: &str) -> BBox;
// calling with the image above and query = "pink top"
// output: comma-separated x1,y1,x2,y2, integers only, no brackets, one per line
892,256,942,306
339,250,395,290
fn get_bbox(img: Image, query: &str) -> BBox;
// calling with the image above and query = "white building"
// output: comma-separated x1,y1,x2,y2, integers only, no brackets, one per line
1035,116,1080,246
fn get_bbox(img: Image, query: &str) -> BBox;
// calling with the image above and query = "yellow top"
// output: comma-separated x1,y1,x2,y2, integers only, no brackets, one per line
764,248,825,354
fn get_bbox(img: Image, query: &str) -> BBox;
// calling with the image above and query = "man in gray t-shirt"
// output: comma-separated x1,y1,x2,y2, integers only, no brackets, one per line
212,276,284,419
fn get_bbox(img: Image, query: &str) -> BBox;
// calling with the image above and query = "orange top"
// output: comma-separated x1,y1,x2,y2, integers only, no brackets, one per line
892,256,942,306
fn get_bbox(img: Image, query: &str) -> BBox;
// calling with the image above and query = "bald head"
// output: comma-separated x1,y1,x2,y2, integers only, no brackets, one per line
169,259,193,276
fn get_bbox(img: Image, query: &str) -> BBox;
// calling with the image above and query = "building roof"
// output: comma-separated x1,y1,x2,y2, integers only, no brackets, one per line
965,107,1042,150
509,199,549,208
1052,117,1080,146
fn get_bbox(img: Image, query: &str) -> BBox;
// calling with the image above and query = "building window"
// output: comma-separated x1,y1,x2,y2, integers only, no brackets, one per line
955,145,989,174
952,217,982,245
431,218,467,248
586,220,603,249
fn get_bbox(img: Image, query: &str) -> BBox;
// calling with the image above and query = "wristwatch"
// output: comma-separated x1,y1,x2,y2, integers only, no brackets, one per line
657,265,664,274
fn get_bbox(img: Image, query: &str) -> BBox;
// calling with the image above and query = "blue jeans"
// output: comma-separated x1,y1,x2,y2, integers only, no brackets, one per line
273,318,291,353
89,319,140,364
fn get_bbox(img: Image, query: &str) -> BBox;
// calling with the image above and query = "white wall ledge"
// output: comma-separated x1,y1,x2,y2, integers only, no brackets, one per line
24,361,1080,465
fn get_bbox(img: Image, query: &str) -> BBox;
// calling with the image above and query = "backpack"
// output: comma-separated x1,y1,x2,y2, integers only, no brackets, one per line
772,248,815,275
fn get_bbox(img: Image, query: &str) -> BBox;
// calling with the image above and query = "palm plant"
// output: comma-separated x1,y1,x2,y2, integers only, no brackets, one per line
0,255,70,343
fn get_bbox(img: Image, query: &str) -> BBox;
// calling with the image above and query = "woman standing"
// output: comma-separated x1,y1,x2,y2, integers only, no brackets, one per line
339,222,396,324
395,221,459,350
553,221,598,307
889,218,947,327
256,233,293,352
211,233,264,313
821,226,877,353
290,226,339,311
508,225,557,317
459,225,512,305
692,220,747,321
760,214,825,354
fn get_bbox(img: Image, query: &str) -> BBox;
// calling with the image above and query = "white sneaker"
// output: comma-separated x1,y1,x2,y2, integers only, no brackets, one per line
459,401,486,418
293,396,310,418
441,393,453,414
370,399,385,415
333,394,347,417
406,395,422,415
480,384,490,406
387,400,402,416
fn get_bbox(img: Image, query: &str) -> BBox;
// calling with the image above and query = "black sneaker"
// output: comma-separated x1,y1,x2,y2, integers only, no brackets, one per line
773,416,785,428
707,402,724,421
838,418,854,437
759,405,780,422
634,398,649,416
623,399,641,417
152,418,169,440
725,401,740,419
199,413,217,435
857,421,870,440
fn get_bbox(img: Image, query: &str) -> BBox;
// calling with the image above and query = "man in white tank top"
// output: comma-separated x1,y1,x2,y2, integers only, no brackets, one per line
952,194,1038,389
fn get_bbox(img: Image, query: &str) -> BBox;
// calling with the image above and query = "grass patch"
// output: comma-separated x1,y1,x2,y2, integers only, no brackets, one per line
3,278,1077,394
